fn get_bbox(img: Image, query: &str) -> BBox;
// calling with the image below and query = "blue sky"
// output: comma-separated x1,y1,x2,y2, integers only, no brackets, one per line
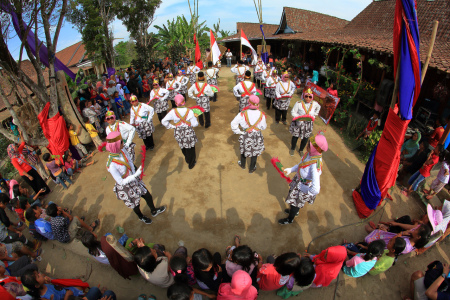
6,0,372,60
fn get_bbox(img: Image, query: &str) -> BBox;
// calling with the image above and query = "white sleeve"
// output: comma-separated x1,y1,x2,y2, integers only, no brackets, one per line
289,82,296,96
231,66,237,74
109,164,137,186
291,102,300,118
175,82,181,92
129,108,136,126
161,110,176,129
160,89,169,101
275,83,282,99
182,77,189,85
146,104,155,122
233,84,241,98
313,102,321,117
204,85,214,97
188,85,196,99
188,111,199,127
122,122,136,147
230,113,244,135
259,114,267,131
307,167,320,196
290,164,299,173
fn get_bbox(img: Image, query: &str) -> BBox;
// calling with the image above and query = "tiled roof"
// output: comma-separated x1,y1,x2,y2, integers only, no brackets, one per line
220,22,279,42
279,0,450,72
55,41,86,67
282,7,349,33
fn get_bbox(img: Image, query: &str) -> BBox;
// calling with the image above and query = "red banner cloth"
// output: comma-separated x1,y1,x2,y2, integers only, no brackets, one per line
374,108,410,198
37,102,70,157
51,279,90,289
352,190,374,219
194,34,203,69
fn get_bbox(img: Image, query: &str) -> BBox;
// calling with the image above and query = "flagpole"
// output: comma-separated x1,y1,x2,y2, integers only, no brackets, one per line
390,57,401,109
240,29,242,61
420,20,439,84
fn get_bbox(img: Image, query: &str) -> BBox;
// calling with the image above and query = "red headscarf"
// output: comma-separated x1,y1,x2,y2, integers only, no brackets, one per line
312,246,347,287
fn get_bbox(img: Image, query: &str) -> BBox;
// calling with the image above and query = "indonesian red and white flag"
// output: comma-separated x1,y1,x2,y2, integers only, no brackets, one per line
210,29,221,65
241,29,257,61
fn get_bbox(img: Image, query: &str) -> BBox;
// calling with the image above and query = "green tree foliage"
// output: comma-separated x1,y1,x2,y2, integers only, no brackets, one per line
114,0,161,68
67,0,115,68
153,15,209,62
114,41,136,67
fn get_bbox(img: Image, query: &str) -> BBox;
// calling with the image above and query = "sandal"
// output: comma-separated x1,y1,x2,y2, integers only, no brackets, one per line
90,219,100,231
369,221,377,230
138,294,147,300
148,295,157,300
234,235,241,247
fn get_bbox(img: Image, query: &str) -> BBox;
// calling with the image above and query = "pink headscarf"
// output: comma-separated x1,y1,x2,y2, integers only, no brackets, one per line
106,131,122,154
281,73,289,82
310,133,328,156
217,270,258,300
248,95,259,110
174,94,185,106
9,179,19,199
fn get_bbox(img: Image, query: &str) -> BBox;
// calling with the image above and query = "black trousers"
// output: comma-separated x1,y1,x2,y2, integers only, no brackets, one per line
171,100,176,108
287,205,300,222
212,93,217,102
143,135,154,149
132,191,157,218
275,109,287,122
240,154,257,170
22,168,50,195
157,111,167,123
181,146,196,168
266,98,273,109
199,112,211,128
7,256,38,277
291,136,310,151
3,230,34,248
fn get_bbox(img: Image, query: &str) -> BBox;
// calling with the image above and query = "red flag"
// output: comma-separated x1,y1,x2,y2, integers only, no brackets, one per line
194,33,203,69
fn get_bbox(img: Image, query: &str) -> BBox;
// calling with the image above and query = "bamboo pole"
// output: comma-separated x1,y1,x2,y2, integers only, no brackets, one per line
420,20,439,84
390,56,401,109
240,29,242,61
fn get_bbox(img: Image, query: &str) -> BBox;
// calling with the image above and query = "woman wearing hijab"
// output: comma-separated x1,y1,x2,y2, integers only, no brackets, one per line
308,246,347,287
400,131,421,163
217,270,258,300
279,132,328,225
102,131,166,224
8,139,49,196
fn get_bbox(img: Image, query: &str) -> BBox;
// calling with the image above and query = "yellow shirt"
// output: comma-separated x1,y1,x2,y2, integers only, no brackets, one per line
68,130,80,145
85,123,98,138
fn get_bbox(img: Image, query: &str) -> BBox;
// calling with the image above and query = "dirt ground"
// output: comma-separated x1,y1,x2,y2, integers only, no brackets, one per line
25,68,450,300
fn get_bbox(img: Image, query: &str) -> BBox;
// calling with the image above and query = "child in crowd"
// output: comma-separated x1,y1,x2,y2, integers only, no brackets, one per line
342,240,385,278
42,153,72,190
402,147,441,196
67,123,88,158
81,231,110,265
83,117,103,148
257,252,301,291
192,248,223,292
134,244,174,288
423,150,449,200
21,269,85,300
143,75,151,98
224,235,259,287
217,270,258,300
277,257,316,298
64,149,95,177
113,91,126,119
356,112,380,140
369,235,406,275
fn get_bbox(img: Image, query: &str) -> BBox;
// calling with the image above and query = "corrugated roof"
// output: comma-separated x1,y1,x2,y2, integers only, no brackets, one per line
282,7,349,33
55,41,86,67
221,22,279,42
279,0,450,72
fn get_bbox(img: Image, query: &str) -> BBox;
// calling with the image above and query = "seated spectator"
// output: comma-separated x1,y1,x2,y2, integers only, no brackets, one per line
10,181,45,207
256,252,301,291
404,261,450,300
0,242,39,276
25,205,54,240
43,153,73,190
0,194,37,250
223,235,259,286
327,82,338,97
342,240,385,278
80,231,109,265
77,286,117,300
356,112,380,141
276,257,315,298
63,150,95,177
169,254,215,299
192,248,223,292
401,131,421,163
217,270,258,300
369,235,406,275
21,269,85,300
308,245,347,288
46,203,99,244
398,141,430,182
134,244,174,288
365,223,431,255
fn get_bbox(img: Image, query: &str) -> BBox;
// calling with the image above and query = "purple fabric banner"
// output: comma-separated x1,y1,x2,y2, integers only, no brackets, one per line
107,67,116,77
1,3,76,80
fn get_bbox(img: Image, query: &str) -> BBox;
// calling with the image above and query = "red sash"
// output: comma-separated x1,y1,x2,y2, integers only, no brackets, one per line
195,82,207,97
241,82,255,97
174,108,191,126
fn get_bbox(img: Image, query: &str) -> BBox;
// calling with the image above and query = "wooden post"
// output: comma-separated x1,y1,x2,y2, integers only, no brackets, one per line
240,29,242,61
421,21,439,84
390,56,401,109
